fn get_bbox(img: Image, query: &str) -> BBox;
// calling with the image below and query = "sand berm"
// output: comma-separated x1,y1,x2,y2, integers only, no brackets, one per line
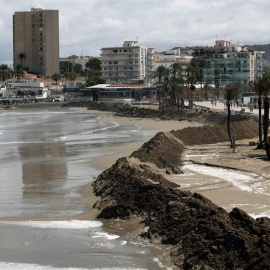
64,101,270,270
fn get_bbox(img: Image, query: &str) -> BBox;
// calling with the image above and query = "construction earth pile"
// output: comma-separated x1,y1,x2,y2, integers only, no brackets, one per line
62,101,250,125
64,101,270,269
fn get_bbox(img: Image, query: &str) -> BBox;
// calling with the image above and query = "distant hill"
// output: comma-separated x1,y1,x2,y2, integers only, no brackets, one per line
245,44,270,66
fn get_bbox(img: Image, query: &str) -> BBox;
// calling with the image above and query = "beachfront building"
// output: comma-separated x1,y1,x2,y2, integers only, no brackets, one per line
13,8,59,76
101,41,155,84
63,83,157,102
153,49,192,82
193,40,264,86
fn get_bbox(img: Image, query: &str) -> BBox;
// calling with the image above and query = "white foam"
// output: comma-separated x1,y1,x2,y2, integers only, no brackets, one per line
250,210,270,219
82,122,120,135
153,258,173,270
183,164,256,192
0,262,146,270
230,203,268,210
88,232,120,240
0,220,103,229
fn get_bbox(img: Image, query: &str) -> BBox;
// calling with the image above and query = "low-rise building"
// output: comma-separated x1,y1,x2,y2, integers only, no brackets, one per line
193,40,264,86
101,41,155,84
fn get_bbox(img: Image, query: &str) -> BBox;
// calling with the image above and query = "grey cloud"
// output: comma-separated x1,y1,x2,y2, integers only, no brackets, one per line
0,0,270,65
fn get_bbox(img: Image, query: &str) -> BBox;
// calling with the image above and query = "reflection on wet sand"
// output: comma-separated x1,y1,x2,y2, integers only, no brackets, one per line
19,142,68,199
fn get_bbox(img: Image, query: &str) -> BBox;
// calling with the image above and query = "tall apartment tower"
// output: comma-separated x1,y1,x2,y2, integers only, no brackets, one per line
101,41,154,84
13,8,59,76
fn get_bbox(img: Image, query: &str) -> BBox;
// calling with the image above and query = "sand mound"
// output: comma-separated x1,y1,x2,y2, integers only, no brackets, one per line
92,120,270,269
63,101,251,125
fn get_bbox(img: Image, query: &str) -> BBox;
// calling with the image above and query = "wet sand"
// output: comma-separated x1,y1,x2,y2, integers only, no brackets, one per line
81,108,270,218
168,139,270,216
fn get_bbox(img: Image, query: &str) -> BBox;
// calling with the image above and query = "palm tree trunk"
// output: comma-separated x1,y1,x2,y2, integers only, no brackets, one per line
258,97,263,148
227,102,233,147
263,97,269,143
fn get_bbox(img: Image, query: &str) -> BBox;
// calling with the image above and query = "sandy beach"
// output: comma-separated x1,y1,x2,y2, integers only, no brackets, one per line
91,109,203,170
84,107,270,219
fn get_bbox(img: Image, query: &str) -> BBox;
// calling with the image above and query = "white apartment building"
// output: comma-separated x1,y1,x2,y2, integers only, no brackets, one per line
153,49,192,81
101,41,155,84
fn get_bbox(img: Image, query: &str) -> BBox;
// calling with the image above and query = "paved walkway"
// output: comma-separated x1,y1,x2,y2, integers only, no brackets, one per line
192,100,269,119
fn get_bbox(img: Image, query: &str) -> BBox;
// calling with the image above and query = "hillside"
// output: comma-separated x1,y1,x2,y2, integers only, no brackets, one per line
246,44,270,66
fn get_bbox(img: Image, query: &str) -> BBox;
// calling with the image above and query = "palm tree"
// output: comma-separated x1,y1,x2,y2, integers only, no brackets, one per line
19,53,26,67
51,73,61,85
198,59,209,92
0,64,10,82
14,64,24,83
152,65,166,84
224,82,242,148
68,72,78,88
214,69,221,99
189,58,209,94
248,78,270,148
262,84,270,143
171,63,183,79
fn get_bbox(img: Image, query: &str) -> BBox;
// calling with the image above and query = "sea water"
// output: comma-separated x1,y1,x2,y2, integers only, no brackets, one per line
0,107,168,270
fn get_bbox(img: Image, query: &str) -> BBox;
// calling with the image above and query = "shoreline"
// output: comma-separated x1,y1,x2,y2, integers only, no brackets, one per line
2,104,270,269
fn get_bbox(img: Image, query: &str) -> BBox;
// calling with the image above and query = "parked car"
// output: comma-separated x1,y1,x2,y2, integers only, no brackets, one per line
53,97,63,102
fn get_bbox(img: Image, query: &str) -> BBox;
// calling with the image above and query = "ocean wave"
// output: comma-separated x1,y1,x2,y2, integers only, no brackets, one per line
153,258,173,270
0,262,146,270
88,232,120,240
81,121,120,135
183,163,257,192
0,220,103,229
250,210,270,219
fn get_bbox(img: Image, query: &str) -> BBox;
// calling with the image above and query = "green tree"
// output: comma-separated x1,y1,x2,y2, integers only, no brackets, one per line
14,64,24,83
73,63,84,76
188,58,209,92
19,53,26,67
86,76,106,87
224,82,242,148
152,65,166,84
171,63,183,77
85,58,101,71
263,66,270,79
85,59,105,87
60,61,73,74
0,64,10,81
67,55,79,59
68,72,78,87
214,69,221,99
51,73,61,85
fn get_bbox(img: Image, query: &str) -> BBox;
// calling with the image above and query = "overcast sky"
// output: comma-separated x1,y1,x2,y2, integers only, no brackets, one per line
0,0,270,65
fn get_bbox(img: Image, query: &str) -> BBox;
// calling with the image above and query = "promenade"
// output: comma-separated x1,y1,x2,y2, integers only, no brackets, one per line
193,100,269,119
